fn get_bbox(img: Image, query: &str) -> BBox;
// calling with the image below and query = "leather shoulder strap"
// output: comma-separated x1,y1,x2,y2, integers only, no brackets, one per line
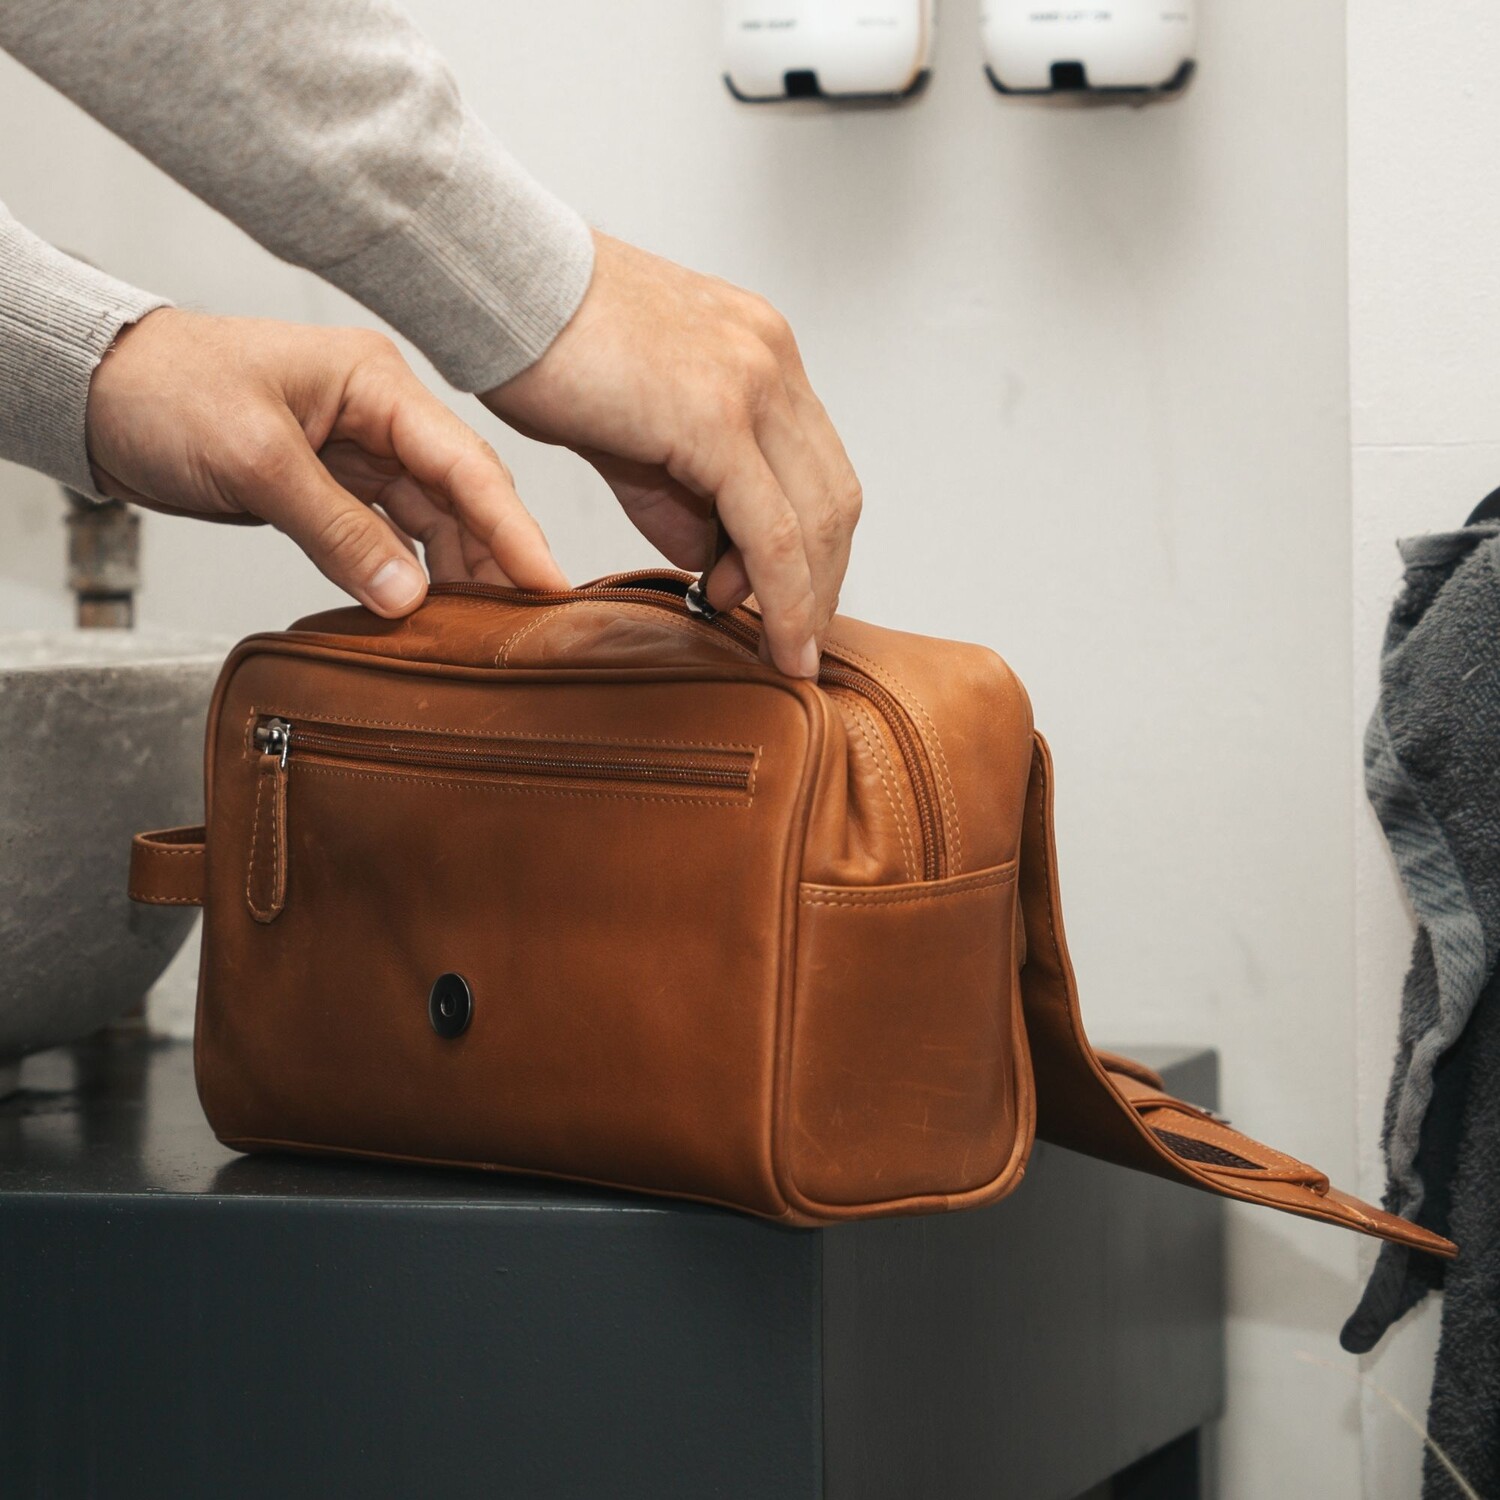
1018,733,1456,1261
129,826,206,907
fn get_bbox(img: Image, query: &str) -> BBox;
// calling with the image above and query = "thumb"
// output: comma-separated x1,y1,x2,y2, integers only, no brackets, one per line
224,414,428,617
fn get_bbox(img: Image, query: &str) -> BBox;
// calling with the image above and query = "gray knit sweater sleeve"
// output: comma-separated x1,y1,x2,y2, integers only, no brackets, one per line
0,0,594,488
0,202,170,491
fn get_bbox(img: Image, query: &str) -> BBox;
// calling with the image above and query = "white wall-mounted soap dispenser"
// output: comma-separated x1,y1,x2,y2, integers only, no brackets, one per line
724,0,934,103
981,1,1196,100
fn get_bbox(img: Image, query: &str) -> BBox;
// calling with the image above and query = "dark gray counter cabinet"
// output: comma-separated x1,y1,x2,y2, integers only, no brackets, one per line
0,1039,1224,1500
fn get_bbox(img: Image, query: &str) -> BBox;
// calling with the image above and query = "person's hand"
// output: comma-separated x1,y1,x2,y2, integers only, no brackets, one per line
484,232,862,679
86,309,566,616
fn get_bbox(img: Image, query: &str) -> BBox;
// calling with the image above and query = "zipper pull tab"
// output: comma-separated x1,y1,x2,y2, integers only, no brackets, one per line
685,515,730,620
248,717,290,922
255,717,292,768
683,580,718,621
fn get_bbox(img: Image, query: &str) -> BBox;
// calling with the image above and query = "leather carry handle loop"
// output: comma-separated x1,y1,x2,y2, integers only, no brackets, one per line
129,826,206,907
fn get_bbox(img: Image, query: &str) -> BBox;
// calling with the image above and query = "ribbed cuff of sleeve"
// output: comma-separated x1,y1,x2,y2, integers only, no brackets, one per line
318,109,596,394
0,214,170,494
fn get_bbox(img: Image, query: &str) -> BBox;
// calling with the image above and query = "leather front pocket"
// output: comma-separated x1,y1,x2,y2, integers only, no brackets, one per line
782,864,1028,1214
239,713,757,924
198,661,816,1219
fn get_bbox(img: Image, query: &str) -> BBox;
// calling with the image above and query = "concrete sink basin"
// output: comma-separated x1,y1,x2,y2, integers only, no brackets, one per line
0,632,225,1092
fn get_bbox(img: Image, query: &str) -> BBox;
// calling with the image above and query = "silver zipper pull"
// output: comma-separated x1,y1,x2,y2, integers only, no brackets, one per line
254,717,292,769
685,514,730,620
683,579,718,621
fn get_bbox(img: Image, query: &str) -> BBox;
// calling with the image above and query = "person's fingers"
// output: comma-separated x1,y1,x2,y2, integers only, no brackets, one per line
319,442,472,583
588,449,755,611
222,411,428,617
456,523,514,586
785,377,861,608
472,239,863,652
379,479,471,583
587,451,721,571
587,449,754,610
750,391,848,639
703,543,752,612
687,438,819,678
351,360,567,591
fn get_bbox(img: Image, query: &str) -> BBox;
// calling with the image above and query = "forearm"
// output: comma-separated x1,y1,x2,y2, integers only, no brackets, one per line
0,0,593,391
0,200,168,491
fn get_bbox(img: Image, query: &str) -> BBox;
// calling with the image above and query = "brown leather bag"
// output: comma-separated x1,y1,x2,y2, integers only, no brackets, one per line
128,571,1453,1259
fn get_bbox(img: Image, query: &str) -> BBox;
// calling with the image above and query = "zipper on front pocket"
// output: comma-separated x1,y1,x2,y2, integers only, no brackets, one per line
429,576,949,879
247,714,757,921
254,716,756,795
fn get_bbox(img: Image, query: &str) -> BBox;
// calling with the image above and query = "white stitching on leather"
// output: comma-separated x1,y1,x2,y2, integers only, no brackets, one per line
498,607,567,666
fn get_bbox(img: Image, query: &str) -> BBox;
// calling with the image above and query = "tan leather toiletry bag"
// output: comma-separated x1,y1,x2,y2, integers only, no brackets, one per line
128,571,1454,1256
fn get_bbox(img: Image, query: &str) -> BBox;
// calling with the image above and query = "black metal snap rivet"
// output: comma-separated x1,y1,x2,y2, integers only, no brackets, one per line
428,972,472,1039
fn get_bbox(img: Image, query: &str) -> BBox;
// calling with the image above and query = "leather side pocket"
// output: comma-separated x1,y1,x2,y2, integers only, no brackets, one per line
782,863,1028,1215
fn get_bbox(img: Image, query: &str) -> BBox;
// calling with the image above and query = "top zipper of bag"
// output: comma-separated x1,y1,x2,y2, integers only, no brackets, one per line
425,575,948,880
